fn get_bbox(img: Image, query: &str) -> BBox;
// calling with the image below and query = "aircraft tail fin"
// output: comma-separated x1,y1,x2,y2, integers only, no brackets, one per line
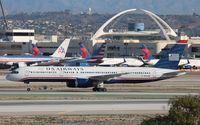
51,39,70,58
141,44,151,60
31,44,40,56
91,43,106,60
79,42,106,64
79,42,89,59
154,40,187,69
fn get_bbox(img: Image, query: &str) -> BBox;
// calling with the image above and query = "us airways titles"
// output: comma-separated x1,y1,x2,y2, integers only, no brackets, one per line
46,67,84,71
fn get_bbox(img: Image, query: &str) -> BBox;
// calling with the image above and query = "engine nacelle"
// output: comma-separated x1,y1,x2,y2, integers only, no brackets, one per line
66,78,93,88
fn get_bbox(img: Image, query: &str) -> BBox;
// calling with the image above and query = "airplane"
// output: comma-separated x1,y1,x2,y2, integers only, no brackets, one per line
31,44,41,56
0,39,70,68
78,42,144,67
141,43,200,69
6,41,187,92
145,58,200,69
65,42,106,66
79,42,106,64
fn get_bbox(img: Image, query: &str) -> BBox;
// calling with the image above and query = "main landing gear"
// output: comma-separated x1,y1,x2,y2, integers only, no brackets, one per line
92,83,107,92
27,87,31,92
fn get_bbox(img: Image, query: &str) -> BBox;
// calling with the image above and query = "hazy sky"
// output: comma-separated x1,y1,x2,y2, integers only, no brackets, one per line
2,0,200,15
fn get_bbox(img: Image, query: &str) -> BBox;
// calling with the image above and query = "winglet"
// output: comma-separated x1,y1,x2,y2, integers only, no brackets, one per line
51,39,70,58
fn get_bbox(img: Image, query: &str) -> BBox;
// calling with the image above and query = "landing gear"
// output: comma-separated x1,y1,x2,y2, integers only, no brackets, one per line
93,82,107,92
24,81,31,92
93,87,107,92
27,88,31,92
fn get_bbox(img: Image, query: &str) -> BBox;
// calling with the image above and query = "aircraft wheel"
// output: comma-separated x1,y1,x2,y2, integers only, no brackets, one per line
93,87,107,92
27,88,31,92
93,88,97,92
102,88,107,92
100,88,107,92
43,86,48,90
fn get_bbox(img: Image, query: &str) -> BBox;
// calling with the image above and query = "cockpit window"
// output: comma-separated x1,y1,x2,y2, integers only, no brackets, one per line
11,71,19,74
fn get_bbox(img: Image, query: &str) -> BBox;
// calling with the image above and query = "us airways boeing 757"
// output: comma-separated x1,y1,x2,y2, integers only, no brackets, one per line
0,39,70,68
6,41,187,92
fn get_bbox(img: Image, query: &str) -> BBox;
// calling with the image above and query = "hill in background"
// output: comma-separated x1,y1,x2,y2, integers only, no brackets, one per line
2,0,200,15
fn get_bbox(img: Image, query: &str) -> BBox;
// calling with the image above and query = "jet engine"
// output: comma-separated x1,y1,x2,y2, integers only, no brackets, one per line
66,78,93,88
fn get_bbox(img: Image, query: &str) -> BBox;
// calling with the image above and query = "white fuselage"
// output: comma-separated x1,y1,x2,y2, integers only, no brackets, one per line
147,59,200,68
6,66,185,83
100,58,144,67
99,58,200,68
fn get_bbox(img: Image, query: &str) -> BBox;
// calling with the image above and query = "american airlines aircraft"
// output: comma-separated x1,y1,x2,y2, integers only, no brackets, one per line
78,42,144,67
6,42,187,92
0,39,70,68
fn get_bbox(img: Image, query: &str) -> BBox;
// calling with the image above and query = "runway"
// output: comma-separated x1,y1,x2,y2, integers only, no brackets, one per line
0,72,200,92
0,72,198,116
0,99,169,115
0,92,198,100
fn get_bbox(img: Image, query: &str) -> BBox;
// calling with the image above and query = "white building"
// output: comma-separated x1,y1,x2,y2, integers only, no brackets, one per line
6,29,36,42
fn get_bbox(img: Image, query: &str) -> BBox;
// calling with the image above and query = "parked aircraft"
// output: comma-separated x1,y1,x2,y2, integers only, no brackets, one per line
79,42,144,67
6,42,187,92
31,44,41,56
0,39,70,68
79,42,106,64
65,42,106,66
141,42,200,69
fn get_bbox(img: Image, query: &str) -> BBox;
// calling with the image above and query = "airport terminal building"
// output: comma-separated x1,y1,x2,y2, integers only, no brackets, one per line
0,9,200,59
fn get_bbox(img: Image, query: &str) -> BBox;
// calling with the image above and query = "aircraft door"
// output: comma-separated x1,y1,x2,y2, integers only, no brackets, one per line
151,70,156,78
59,70,64,77
25,70,29,77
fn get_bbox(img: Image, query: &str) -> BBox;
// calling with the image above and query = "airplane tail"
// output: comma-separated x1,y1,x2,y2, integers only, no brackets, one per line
51,39,70,58
31,44,40,56
79,42,89,59
79,42,106,63
154,40,187,69
91,43,106,60
141,44,151,60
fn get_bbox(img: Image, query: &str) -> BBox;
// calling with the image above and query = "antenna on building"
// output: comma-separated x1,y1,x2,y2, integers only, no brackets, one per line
88,8,92,15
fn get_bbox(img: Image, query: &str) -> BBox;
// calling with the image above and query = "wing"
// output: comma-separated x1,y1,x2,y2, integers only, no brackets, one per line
89,73,128,81
161,71,186,78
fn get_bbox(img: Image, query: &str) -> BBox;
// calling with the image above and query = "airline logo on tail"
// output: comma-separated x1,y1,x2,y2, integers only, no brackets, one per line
92,43,106,60
79,42,89,59
169,54,179,61
154,40,187,69
58,46,65,54
79,42,106,65
51,39,70,58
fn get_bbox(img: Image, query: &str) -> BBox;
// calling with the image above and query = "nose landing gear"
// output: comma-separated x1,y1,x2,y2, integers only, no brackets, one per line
24,81,31,92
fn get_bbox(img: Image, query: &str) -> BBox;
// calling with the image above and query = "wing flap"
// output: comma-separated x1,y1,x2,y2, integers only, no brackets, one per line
161,71,186,78
89,73,127,81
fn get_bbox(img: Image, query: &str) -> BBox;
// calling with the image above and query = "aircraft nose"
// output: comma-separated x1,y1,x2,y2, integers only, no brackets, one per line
6,74,19,81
